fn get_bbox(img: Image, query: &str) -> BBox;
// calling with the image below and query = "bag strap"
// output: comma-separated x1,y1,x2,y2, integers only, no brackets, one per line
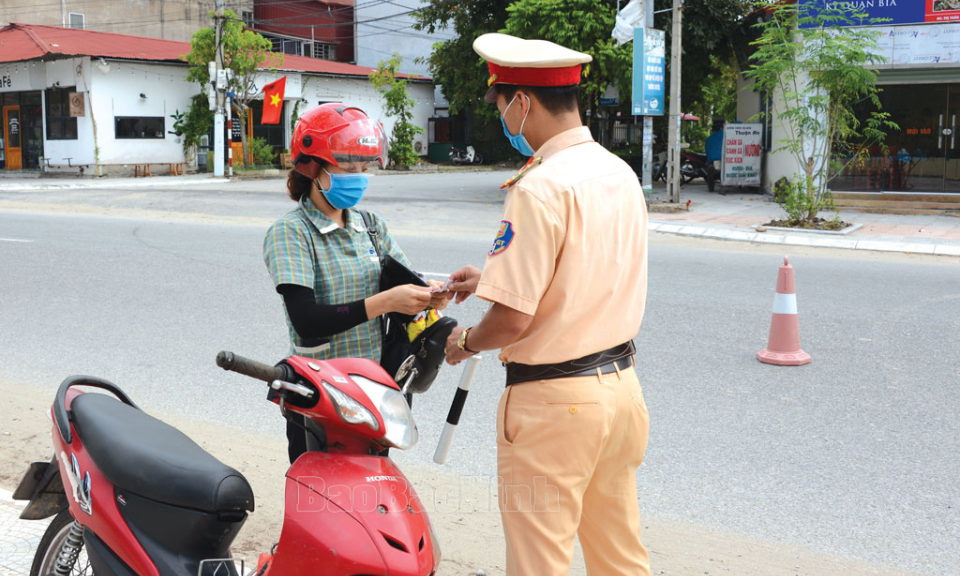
358,209,390,336
358,209,384,266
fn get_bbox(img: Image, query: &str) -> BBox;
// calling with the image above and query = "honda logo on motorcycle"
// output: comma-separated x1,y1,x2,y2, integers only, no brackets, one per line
62,452,92,515
365,475,397,483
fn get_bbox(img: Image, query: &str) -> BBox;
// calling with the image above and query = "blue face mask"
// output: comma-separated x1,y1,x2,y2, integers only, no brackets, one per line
500,94,536,157
318,168,369,210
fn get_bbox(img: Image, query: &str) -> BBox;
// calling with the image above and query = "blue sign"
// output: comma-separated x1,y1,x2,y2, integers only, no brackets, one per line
799,1,953,27
632,28,665,116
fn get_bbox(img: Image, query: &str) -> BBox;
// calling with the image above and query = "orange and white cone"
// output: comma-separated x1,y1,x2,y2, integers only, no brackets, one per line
757,256,811,366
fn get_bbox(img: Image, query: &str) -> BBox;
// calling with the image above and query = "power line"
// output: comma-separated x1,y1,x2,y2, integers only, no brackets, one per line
0,0,194,13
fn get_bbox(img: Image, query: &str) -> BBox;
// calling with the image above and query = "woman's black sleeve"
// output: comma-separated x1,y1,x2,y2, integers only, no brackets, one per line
277,284,371,339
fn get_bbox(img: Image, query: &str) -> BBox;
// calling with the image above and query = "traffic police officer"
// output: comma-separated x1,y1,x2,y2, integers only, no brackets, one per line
444,33,652,576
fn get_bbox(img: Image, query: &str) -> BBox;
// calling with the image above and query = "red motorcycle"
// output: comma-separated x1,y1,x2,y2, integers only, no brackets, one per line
13,351,441,576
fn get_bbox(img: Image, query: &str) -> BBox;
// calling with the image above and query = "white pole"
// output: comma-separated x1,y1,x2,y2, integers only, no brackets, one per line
641,0,654,191
434,355,481,465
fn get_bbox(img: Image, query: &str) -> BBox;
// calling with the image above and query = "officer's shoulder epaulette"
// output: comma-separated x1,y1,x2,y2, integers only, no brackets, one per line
500,156,543,190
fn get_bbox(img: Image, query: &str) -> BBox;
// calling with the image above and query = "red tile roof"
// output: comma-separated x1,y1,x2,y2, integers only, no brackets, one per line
0,23,429,81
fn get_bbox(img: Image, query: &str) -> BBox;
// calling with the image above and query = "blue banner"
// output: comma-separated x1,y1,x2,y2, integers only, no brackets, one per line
632,28,665,116
799,1,956,27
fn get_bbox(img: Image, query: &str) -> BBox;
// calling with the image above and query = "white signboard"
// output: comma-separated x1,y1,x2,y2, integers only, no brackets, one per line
872,24,960,66
721,123,763,187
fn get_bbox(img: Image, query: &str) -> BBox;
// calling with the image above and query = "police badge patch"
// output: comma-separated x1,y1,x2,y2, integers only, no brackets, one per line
489,220,515,256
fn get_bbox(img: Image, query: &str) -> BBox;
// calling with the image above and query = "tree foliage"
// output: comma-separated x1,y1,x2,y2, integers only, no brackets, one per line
745,3,897,224
172,94,214,160
181,10,282,164
415,0,513,121
416,0,751,156
503,0,631,115
370,55,425,168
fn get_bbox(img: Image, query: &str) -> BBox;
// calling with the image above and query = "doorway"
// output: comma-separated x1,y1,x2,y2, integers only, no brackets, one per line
3,105,21,170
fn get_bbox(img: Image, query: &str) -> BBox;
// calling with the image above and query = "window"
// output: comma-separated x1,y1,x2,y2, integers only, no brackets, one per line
69,13,84,29
115,116,165,139
313,43,336,60
282,38,301,55
45,88,78,140
241,10,253,28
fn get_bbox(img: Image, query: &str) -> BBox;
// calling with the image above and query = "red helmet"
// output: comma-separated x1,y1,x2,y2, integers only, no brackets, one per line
291,103,388,179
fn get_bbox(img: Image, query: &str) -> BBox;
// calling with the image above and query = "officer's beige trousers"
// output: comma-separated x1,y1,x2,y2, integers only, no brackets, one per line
497,366,650,576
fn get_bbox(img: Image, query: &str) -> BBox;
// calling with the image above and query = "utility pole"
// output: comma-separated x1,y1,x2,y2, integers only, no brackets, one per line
666,0,682,203
213,0,225,177
641,0,654,191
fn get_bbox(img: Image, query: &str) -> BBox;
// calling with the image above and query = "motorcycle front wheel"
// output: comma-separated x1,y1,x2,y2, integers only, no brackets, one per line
30,509,93,576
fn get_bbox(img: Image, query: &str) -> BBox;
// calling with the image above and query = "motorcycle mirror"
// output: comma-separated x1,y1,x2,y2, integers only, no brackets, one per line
394,355,417,383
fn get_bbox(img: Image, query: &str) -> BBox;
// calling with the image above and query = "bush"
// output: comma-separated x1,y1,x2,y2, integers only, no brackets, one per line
248,137,276,166
773,176,836,227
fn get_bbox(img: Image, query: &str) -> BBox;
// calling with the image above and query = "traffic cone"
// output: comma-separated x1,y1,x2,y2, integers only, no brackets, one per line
757,256,811,366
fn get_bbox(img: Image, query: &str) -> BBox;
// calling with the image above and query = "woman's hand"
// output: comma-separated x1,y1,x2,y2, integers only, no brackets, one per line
445,265,483,304
426,280,450,310
385,284,433,315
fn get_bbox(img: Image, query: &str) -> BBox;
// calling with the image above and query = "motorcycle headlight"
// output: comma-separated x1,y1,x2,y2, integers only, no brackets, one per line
322,381,380,432
350,375,418,450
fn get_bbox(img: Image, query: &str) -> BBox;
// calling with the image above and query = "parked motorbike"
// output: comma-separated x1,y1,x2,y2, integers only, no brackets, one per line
449,145,483,166
13,351,441,576
620,149,666,183
680,150,718,192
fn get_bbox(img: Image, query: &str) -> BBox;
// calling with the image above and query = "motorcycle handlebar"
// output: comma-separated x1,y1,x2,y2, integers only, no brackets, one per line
216,351,291,384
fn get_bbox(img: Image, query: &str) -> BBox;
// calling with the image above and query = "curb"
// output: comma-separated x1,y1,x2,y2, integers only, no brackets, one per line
650,221,960,257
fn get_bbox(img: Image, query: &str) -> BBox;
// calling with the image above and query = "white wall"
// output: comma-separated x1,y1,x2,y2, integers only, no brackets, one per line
90,61,200,165
0,61,46,92
42,58,96,167
297,75,434,158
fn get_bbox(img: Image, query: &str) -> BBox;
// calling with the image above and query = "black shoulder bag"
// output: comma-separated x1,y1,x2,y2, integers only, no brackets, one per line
359,210,457,394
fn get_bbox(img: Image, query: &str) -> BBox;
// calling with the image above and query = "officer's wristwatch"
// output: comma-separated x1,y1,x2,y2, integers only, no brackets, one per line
457,327,478,355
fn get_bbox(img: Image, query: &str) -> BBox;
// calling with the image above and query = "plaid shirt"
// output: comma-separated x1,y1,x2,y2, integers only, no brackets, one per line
263,196,410,361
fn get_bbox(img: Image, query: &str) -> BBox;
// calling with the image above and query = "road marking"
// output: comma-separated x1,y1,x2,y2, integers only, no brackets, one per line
0,488,15,504
0,238,33,243
421,272,452,278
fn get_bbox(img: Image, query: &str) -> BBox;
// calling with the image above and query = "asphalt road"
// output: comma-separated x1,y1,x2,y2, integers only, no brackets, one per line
1,172,958,575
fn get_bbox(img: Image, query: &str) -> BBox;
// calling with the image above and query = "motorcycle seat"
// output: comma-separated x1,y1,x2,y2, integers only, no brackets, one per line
71,393,254,514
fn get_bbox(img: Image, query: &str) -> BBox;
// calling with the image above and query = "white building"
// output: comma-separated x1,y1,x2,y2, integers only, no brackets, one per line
739,3,960,196
0,23,434,175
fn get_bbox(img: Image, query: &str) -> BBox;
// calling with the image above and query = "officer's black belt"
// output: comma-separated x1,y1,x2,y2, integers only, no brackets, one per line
505,341,636,386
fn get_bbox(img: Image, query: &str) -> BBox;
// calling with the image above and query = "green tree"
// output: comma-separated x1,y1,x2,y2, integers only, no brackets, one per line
416,0,513,120
416,0,751,157
182,10,282,167
503,0,631,143
745,3,896,226
370,55,425,169
172,94,214,161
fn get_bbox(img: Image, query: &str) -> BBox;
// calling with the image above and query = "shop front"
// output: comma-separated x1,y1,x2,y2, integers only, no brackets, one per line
832,80,960,194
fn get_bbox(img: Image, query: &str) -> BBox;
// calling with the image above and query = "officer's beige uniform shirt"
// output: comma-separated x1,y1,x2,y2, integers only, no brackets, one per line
476,126,648,365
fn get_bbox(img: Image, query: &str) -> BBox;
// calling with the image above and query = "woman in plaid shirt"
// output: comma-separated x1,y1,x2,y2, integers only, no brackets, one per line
263,103,447,462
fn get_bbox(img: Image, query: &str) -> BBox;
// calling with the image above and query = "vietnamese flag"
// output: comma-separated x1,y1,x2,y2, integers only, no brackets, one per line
261,76,286,124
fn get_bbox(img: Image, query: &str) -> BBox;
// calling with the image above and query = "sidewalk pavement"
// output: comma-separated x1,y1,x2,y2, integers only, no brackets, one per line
646,185,960,257
0,174,229,192
0,489,48,576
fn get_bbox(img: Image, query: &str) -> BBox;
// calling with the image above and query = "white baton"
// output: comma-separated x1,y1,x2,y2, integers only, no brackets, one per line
434,355,481,465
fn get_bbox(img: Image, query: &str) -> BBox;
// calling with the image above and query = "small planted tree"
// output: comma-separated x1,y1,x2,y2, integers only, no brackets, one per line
370,55,424,169
172,94,214,162
182,10,282,166
745,3,897,228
